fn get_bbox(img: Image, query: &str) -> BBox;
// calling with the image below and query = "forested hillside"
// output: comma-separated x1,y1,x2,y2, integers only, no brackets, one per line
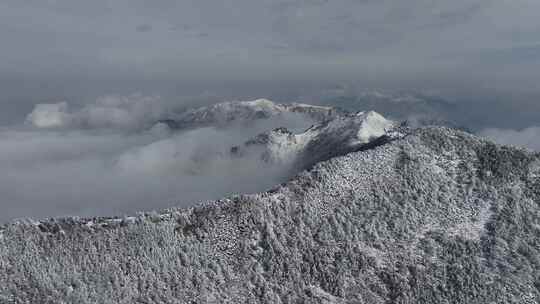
1,127,539,303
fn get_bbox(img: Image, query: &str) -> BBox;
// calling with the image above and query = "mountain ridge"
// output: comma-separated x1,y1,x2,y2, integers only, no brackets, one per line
231,110,397,171
1,126,539,303
158,99,342,130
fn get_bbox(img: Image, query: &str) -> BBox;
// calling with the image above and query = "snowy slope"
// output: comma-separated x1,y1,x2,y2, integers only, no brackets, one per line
1,127,539,303
2,98,540,303
233,110,397,169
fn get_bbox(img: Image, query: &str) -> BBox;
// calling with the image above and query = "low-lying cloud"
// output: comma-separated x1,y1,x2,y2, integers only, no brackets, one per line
26,94,166,131
479,126,540,151
1,95,314,222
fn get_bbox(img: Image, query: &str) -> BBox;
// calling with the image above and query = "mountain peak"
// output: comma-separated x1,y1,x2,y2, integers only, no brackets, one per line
234,109,396,169
157,99,341,130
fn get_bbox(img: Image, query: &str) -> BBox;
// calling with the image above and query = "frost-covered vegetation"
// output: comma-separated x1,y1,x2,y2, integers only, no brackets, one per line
1,127,539,303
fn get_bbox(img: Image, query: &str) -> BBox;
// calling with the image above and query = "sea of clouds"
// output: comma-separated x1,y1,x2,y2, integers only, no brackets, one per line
1,92,538,222
0,95,314,222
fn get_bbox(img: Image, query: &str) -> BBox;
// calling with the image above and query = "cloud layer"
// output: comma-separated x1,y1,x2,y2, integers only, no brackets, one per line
1,0,540,93
2,93,538,223
479,127,540,151
26,94,166,131
0,96,314,222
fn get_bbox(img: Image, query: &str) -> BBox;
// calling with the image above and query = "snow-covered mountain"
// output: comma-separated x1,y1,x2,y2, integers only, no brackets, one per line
1,101,539,303
158,99,341,130
159,98,397,174
232,110,397,170
155,98,397,172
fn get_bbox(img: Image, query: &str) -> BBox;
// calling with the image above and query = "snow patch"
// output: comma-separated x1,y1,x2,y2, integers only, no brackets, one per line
529,160,540,179
239,98,281,109
353,111,394,144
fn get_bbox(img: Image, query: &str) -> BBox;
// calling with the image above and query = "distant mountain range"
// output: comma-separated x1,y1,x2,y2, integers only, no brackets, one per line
157,99,342,130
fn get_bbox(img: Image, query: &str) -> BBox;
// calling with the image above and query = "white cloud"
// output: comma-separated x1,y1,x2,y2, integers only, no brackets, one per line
26,94,166,130
479,126,540,151
26,102,70,128
1,102,314,222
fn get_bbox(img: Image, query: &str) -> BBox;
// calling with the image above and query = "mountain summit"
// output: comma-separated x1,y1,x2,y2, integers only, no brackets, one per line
158,99,341,130
1,103,539,303
233,110,397,170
